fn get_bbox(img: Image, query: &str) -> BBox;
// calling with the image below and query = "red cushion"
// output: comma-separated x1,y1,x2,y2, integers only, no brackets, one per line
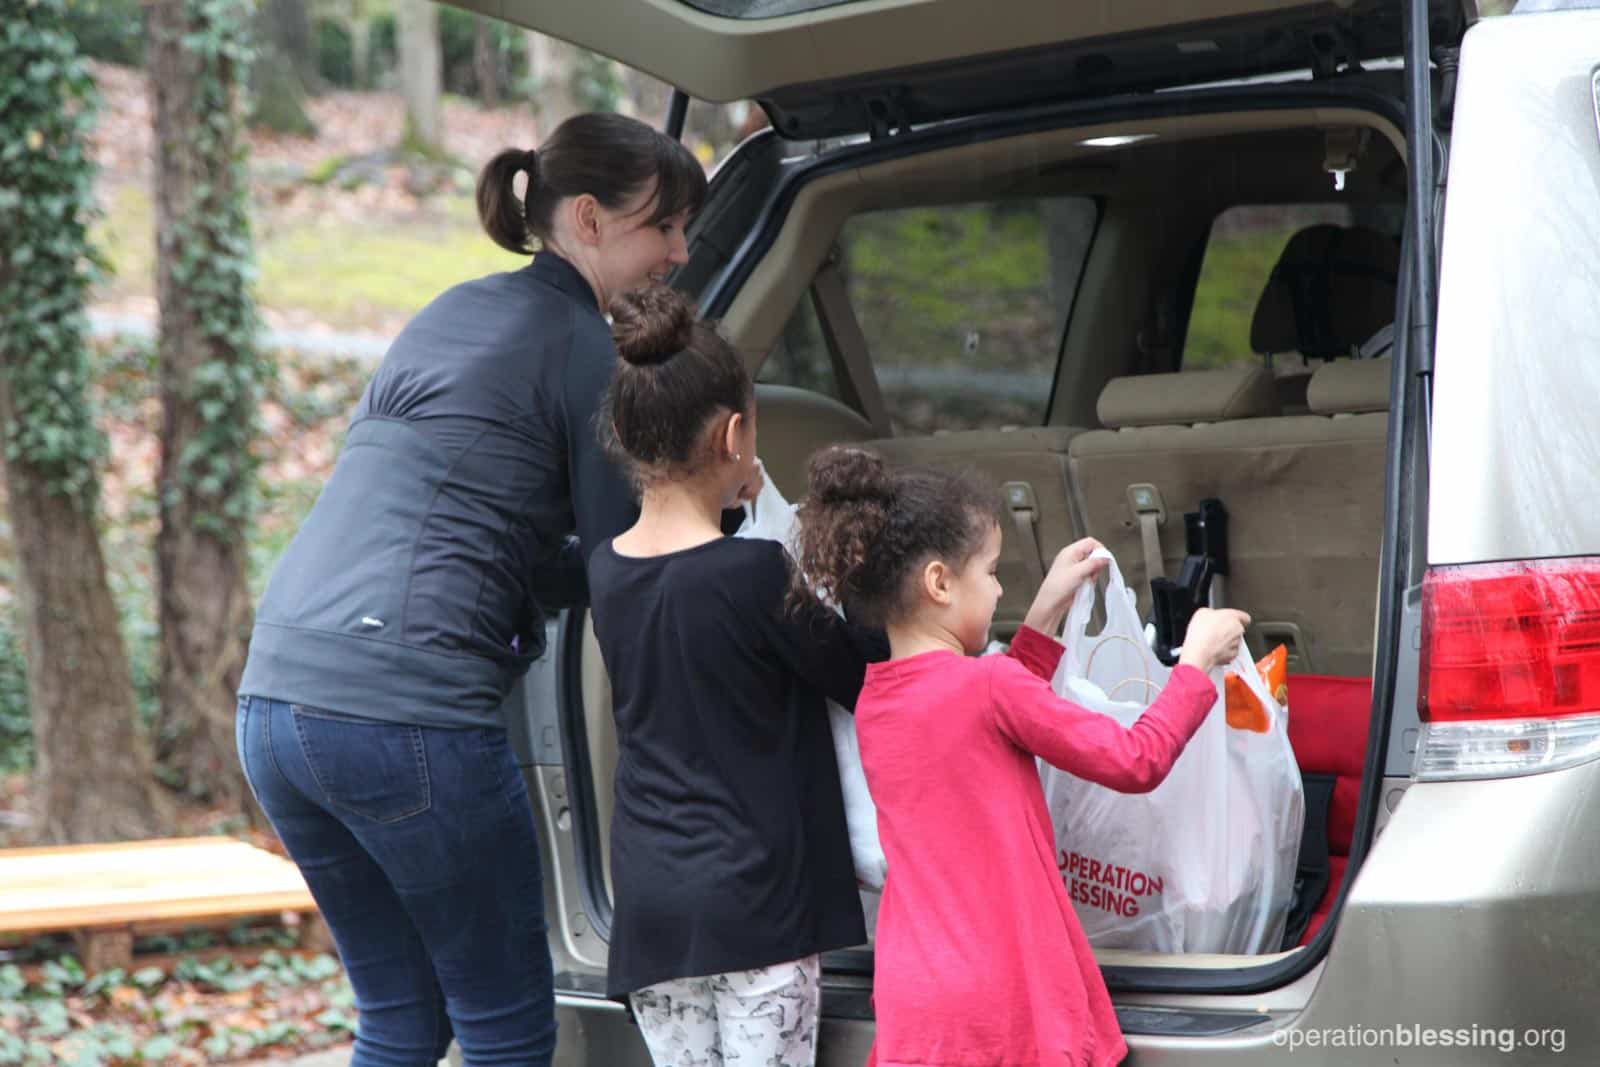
1328,775,1362,856
1299,854,1348,945
1285,674,1372,782
1285,675,1372,945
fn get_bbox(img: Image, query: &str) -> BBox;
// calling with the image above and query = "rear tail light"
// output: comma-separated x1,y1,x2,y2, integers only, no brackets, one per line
1417,559,1600,781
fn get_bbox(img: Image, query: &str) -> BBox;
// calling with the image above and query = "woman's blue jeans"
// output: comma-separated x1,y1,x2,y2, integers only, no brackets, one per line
236,695,557,1067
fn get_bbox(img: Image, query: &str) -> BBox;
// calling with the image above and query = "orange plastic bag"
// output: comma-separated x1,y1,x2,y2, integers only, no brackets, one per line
1225,645,1287,732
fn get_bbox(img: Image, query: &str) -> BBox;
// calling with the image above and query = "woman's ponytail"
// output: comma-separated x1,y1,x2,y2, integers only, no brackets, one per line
477,148,536,255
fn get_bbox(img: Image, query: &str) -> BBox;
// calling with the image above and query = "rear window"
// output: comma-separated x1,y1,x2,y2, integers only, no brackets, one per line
760,197,1098,434
1182,203,1368,370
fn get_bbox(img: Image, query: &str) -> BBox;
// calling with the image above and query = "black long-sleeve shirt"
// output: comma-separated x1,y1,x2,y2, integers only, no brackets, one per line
588,536,884,996
241,253,637,727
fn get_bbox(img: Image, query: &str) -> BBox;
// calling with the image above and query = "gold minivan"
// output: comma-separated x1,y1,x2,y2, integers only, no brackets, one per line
460,0,1600,1062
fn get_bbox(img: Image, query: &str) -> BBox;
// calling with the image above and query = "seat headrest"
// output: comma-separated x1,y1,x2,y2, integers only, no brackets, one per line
1098,366,1280,429
1307,356,1392,414
1250,225,1399,359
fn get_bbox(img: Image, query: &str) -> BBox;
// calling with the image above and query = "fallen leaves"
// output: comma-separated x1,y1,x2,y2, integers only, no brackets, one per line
0,951,356,1066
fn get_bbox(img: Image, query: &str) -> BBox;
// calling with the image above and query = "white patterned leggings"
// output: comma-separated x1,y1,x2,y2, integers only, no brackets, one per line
629,955,821,1067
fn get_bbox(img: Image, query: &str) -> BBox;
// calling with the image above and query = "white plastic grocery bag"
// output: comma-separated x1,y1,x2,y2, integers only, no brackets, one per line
734,462,888,895
1039,548,1303,954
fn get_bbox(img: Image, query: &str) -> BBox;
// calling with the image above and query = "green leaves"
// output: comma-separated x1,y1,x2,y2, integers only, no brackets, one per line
137,1035,180,1063
27,1000,69,1038
129,967,167,991
39,956,85,991
0,0,105,512
158,0,268,534
0,965,27,1001
314,1008,356,1034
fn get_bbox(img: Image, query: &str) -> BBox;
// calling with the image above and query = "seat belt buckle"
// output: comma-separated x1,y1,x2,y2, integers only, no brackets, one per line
1003,481,1039,521
1126,483,1165,526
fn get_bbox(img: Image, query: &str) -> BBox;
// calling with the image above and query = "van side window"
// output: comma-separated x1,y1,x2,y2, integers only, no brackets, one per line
1184,203,1401,370
849,197,1095,434
758,295,841,401
761,197,1097,434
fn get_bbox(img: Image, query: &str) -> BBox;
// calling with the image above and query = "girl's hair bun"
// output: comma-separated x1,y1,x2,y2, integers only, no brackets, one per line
611,287,696,367
808,447,895,506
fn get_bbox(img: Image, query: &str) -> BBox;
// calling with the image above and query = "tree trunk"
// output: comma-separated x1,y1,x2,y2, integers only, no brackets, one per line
262,0,316,84
474,17,500,109
147,0,261,816
350,13,372,90
0,395,169,844
622,66,669,123
525,30,578,140
251,0,318,135
0,2,168,842
396,0,443,151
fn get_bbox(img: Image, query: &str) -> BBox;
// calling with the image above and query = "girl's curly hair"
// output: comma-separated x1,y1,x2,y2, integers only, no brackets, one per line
791,446,998,627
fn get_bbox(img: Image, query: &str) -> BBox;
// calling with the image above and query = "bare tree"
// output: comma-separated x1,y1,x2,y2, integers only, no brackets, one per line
526,31,579,139
397,0,443,150
252,0,318,135
0,0,169,843
474,16,501,109
350,9,372,90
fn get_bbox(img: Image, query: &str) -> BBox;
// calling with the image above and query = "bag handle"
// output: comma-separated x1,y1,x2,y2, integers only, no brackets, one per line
1063,548,1276,716
1062,548,1139,679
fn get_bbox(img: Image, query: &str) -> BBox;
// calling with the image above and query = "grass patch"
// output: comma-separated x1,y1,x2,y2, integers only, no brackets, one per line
93,186,523,331
257,199,521,329
92,184,157,304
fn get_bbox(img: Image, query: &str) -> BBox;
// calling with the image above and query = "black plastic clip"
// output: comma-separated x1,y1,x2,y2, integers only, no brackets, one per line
1149,498,1228,666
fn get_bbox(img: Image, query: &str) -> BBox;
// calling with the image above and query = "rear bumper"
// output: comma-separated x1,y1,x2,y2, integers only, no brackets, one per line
551,760,1600,1065
1128,757,1600,1064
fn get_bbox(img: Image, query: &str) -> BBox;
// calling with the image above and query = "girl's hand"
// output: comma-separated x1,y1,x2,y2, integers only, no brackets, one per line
1022,538,1107,636
1177,608,1252,672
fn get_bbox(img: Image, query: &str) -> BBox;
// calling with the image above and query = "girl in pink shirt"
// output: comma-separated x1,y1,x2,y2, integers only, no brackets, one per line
791,447,1249,1067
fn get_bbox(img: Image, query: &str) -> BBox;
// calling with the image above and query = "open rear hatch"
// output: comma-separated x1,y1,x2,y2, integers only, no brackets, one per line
448,0,1470,138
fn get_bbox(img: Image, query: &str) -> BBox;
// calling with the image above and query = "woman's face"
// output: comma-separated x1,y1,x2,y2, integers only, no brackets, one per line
596,180,691,298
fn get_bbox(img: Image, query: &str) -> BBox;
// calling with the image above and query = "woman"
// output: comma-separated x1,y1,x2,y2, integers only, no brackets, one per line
235,113,705,1067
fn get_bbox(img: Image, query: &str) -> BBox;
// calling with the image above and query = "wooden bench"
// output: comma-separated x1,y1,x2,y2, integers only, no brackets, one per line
0,837,326,972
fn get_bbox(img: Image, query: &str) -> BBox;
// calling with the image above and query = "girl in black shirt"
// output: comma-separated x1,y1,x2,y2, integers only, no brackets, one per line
587,288,881,1067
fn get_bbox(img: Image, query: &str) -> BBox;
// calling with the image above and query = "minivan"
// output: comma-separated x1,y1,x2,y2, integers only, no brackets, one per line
448,0,1600,1062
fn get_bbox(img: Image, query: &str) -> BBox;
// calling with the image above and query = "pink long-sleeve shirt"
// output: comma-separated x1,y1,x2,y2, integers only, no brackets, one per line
857,625,1217,1067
